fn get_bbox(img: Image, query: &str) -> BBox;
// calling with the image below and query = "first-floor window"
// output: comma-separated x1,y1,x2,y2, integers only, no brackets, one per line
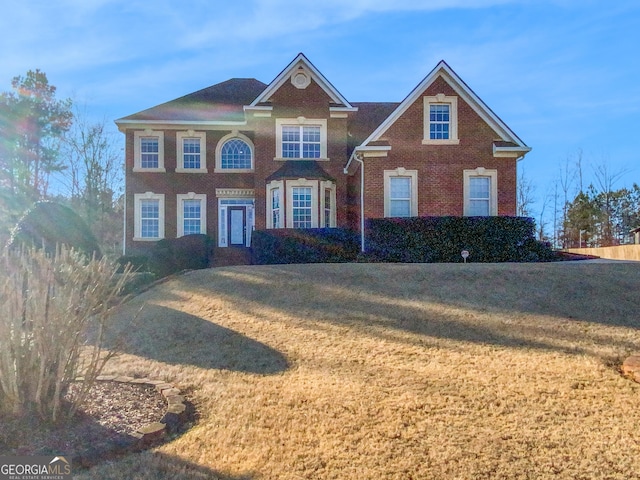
468,177,491,216
183,199,202,234
141,199,160,238
464,168,497,216
134,193,165,240
177,193,206,236
292,187,312,228
389,177,412,217
324,188,331,227
384,168,418,218
271,188,281,228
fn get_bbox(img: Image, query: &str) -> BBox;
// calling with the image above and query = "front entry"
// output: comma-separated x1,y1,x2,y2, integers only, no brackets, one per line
217,197,254,248
228,206,247,247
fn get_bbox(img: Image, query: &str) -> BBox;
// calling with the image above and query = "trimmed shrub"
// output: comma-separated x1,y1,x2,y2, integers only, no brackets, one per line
148,234,214,277
8,201,101,258
252,228,360,265
366,216,557,263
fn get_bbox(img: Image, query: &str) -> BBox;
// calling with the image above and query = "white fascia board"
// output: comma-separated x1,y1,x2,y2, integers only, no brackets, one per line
361,61,529,149
250,53,354,109
329,106,359,113
115,120,247,132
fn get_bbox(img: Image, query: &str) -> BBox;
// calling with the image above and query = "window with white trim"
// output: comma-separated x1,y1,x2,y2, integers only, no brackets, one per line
177,193,207,236
320,180,336,228
384,168,418,218
271,187,281,228
275,118,327,160
177,131,207,172
215,132,255,172
134,131,165,172
134,193,165,240
292,187,313,228
463,168,498,216
423,94,459,145
266,181,284,229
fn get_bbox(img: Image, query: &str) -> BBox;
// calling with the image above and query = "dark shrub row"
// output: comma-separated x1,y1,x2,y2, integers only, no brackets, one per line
366,216,557,263
118,234,215,277
251,228,360,264
250,217,556,265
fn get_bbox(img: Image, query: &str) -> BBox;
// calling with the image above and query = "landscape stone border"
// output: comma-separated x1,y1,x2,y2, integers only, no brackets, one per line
622,355,640,383
73,375,189,468
94,375,188,443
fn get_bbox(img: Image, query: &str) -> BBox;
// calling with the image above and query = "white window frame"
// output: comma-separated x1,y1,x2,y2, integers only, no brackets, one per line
286,179,319,228
275,118,328,161
422,94,459,145
134,130,165,172
463,167,498,216
215,132,255,173
266,180,284,229
177,193,207,237
133,192,165,241
320,180,336,228
176,131,207,173
384,168,418,218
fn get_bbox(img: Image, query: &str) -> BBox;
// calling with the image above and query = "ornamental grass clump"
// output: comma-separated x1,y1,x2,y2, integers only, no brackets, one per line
0,246,133,424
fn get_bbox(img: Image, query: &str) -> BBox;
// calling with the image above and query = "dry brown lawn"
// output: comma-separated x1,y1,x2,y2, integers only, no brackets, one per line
77,262,640,480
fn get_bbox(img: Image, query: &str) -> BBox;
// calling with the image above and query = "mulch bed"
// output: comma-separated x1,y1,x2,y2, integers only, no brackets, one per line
0,381,172,466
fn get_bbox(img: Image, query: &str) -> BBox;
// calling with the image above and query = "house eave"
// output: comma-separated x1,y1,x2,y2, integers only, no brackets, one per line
493,145,532,158
115,119,247,132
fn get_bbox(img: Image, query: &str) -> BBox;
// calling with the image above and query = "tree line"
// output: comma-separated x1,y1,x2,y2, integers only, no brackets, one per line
518,151,640,249
0,70,122,256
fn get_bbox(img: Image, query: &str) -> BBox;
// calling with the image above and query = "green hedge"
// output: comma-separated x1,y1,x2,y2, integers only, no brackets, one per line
366,216,557,263
251,228,360,264
148,234,215,277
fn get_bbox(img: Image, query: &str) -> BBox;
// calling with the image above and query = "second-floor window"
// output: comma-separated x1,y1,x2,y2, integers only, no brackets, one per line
221,139,252,169
177,131,207,172
429,104,450,140
282,125,321,159
134,130,165,172
275,118,327,160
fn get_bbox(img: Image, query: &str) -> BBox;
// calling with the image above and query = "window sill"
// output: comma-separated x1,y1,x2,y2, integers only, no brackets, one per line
421,139,460,145
213,168,254,173
273,157,330,162
175,168,208,173
132,167,166,173
133,237,163,242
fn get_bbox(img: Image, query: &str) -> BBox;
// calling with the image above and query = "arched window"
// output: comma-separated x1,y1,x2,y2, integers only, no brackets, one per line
220,138,252,170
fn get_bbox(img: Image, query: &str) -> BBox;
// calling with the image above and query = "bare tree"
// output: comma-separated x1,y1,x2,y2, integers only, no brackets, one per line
517,166,536,217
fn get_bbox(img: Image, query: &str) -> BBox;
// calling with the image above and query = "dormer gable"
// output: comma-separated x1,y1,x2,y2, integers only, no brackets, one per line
359,60,530,156
249,53,357,113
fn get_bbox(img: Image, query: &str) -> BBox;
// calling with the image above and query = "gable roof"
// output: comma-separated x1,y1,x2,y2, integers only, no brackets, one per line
360,61,530,151
250,53,356,110
116,78,267,126
348,102,400,153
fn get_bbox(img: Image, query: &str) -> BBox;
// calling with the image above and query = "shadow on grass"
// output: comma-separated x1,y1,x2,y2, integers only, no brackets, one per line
74,451,254,480
109,304,289,374
176,262,640,357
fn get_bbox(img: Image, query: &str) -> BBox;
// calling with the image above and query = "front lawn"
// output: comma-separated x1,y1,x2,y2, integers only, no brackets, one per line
77,262,640,479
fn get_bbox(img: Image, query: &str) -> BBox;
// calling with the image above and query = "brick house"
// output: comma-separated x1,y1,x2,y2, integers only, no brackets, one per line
116,53,530,257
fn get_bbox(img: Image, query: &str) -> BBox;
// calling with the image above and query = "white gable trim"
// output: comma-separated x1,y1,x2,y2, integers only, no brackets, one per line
250,53,356,110
361,61,529,150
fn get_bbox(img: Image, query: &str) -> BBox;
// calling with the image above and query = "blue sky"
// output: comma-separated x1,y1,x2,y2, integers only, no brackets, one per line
1,0,639,221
